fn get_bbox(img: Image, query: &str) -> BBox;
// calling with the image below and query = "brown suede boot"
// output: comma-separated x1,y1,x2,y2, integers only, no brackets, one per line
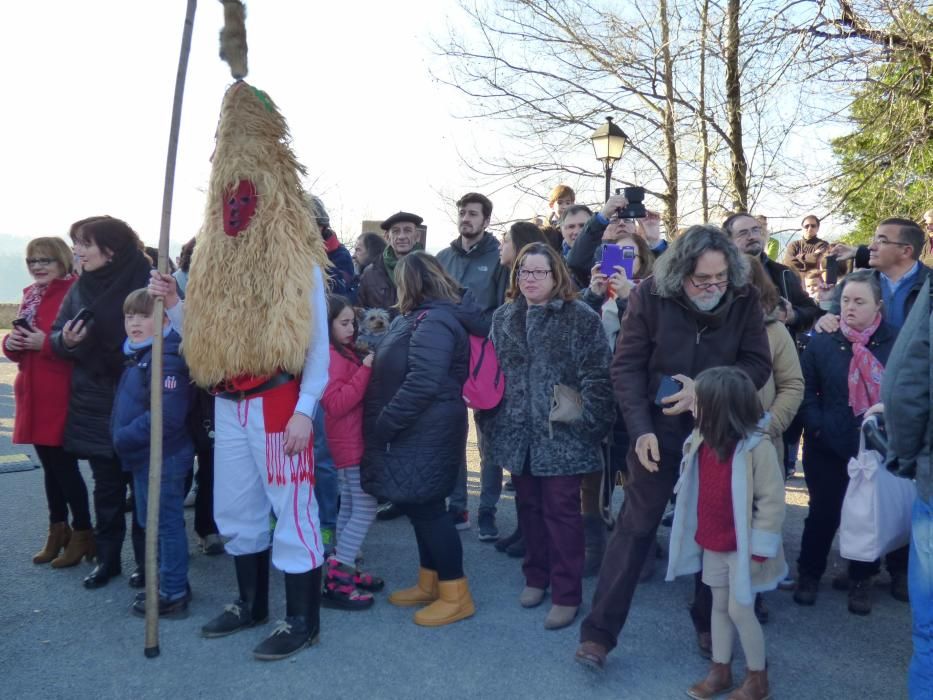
388,568,439,607
33,523,71,564
413,578,475,627
51,529,96,568
726,668,770,700
687,661,733,699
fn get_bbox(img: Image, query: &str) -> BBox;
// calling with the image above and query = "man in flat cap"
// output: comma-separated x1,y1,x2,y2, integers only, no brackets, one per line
357,211,423,311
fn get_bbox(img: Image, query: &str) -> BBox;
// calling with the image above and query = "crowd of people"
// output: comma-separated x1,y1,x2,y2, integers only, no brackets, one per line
6,189,933,697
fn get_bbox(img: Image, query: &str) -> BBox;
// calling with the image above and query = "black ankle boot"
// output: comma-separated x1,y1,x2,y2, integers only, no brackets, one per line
202,550,270,638
253,567,322,661
495,527,522,553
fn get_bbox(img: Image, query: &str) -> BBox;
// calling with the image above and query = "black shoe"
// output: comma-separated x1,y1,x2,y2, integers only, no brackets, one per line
84,562,120,589
132,588,191,619
506,535,526,558
891,572,910,602
754,593,769,624
128,567,145,589
477,511,499,542
848,578,873,615
495,528,522,553
793,575,819,606
504,479,515,492
202,551,270,638
136,583,193,603
376,502,403,521
253,568,322,661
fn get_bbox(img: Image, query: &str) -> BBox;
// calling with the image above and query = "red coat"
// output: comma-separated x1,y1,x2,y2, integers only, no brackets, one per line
321,345,371,469
2,277,75,446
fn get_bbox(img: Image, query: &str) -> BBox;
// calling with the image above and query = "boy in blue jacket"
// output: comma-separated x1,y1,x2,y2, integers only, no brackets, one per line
112,289,194,617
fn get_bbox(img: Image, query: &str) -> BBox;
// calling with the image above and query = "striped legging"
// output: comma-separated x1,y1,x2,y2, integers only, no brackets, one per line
335,466,377,567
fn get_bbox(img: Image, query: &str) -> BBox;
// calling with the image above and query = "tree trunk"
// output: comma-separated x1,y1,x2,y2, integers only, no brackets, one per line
659,0,679,235
698,0,710,222
725,0,748,212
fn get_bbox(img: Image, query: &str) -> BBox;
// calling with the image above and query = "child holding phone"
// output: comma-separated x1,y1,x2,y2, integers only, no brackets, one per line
665,366,786,700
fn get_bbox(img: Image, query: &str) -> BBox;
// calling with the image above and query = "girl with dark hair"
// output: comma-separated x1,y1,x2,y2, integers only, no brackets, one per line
499,221,547,269
666,366,786,700
50,216,152,589
320,295,381,610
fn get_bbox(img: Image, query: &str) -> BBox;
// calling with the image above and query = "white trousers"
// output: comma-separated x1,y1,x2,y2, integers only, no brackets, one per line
213,395,323,573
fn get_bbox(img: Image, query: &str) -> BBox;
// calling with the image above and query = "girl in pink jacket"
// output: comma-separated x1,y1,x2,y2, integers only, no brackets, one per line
321,296,381,609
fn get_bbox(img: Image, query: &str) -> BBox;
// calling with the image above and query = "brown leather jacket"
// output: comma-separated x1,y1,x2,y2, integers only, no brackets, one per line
356,255,397,311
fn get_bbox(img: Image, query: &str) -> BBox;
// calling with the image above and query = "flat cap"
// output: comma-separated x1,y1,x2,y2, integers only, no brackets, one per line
381,211,423,231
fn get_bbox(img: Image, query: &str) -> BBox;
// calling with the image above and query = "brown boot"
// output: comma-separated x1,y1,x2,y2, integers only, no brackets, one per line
413,578,475,627
51,529,96,568
687,661,734,699
726,668,770,700
388,568,439,607
33,523,71,564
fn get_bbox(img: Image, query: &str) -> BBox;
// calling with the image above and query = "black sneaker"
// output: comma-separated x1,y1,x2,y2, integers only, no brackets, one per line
848,578,873,615
201,600,267,638
252,618,318,661
793,575,819,606
477,511,499,542
132,588,191,619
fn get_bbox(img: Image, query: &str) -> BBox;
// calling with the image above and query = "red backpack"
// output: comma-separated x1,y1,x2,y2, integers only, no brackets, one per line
462,335,504,410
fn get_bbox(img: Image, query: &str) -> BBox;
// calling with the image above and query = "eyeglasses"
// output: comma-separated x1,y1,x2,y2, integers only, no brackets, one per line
26,257,56,267
517,269,552,281
689,276,729,291
733,226,763,239
871,236,911,247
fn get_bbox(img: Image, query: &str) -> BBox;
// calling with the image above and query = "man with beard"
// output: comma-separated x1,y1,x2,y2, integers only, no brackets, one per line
357,211,423,312
437,192,507,538
575,225,772,672
723,213,822,336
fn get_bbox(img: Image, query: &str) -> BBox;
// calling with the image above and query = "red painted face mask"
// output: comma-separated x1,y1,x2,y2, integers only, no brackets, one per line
223,180,258,237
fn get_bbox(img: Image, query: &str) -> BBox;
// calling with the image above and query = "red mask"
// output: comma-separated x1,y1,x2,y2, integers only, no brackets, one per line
223,180,258,237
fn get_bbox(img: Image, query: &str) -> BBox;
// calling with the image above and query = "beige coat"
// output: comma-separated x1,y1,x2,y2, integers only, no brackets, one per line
666,428,788,606
757,319,804,465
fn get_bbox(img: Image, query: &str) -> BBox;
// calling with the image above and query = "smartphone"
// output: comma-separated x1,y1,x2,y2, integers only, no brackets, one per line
824,255,838,286
619,245,636,279
12,317,34,333
71,307,95,326
600,244,622,276
654,375,684,407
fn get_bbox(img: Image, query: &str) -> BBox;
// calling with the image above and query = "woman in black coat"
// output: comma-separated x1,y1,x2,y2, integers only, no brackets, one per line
361,252,487,628
50,216,153,589
795,270,902,614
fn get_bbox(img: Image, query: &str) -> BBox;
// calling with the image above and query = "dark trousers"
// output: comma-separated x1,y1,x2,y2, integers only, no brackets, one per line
397,499,464,581
35,445,91,530
514,472,585,606
580,447,681,651
799,441,909,581
88,456,133,569
193,448,218,538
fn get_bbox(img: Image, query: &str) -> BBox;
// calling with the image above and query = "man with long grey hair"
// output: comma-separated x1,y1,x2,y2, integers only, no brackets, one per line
576,224,773,671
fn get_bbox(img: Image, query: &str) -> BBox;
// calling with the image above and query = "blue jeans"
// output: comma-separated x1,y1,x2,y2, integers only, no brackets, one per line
910,495,933,699
448,415,501,515
133,454,192,600
312,410,338,541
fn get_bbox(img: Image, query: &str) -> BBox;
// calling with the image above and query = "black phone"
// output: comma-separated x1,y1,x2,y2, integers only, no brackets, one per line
654,375,684,407
824,255,838,286
71,307,95,326
12,317,33,333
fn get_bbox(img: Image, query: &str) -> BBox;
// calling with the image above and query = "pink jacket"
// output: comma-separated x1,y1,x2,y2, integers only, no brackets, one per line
322,345,372,468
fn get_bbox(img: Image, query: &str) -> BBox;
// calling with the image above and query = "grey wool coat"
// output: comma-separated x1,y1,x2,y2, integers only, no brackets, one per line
480,295,613,477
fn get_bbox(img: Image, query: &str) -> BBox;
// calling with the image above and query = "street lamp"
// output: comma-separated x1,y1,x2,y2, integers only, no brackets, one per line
590,116,628,201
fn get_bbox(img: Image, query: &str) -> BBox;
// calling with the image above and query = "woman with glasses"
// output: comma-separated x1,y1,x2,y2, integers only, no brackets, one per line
481,243,613,630
3,238,92,567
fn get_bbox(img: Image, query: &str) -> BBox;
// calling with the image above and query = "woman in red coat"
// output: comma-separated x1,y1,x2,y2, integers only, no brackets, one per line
3,237,92,567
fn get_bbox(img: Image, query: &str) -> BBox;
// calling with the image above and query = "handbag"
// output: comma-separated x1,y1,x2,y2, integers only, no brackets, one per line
548,383,582,438
840,422,916,562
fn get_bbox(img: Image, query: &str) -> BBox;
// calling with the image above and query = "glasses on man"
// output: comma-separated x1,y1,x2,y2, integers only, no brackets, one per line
689,275,729,291
26,257,56,267
871,235,911,247
517,269,552,281
733,226,763,239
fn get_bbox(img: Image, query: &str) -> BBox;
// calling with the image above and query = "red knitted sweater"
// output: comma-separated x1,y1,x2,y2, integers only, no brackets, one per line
695,443,737,552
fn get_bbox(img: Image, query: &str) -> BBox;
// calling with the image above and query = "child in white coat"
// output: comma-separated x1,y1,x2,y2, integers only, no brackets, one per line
666,367,786,700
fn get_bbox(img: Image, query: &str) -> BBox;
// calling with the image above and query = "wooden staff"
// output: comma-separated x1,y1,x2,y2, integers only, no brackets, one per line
144,0,197,658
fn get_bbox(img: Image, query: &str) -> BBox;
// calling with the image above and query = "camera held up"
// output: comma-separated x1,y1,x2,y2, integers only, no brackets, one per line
615,186,646,219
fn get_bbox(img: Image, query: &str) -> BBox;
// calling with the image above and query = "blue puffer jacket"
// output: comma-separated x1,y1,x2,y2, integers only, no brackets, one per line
800,322,896,461
111,329,194,473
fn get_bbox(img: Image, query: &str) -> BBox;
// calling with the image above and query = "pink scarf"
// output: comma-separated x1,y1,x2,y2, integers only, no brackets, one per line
18,283,48,325
840,314,884,417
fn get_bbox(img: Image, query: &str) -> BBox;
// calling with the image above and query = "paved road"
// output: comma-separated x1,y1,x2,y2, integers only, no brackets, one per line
0,357,912,699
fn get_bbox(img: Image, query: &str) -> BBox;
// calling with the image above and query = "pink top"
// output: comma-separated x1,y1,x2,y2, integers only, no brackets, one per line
321,345,372,468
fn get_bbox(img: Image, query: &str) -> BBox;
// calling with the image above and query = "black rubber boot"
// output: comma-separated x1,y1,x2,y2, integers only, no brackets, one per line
201,550,270,638
253,566,322,661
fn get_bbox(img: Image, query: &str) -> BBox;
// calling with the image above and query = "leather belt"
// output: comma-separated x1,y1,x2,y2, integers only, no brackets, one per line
214,372,295,402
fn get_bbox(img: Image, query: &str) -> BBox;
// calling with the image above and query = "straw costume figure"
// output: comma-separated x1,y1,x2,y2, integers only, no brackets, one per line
170,79,330,661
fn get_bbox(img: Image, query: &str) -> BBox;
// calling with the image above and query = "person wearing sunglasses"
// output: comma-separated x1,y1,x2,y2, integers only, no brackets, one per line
783,215,832,279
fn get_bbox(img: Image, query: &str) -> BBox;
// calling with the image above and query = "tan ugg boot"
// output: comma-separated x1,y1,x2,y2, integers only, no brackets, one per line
726,668,770,700
688,661,734,699
33,523,71,564
388,568,439,607
51,529,96,568
413,578,475,627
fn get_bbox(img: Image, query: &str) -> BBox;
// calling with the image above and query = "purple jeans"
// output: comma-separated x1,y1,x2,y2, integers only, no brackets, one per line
513,472,585,606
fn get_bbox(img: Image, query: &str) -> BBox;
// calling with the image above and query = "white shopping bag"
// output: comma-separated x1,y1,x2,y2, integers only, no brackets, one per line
840,430,916,562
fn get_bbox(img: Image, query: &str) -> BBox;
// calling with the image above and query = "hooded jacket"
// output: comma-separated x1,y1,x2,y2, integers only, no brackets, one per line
666,425,788,606
436,233,509,325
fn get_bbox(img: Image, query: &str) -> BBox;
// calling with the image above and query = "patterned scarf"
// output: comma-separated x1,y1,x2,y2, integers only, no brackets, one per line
840,313,884,417
18,274,76,324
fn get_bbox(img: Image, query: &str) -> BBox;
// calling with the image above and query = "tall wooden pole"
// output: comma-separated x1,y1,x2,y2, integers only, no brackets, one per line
145,0,197,658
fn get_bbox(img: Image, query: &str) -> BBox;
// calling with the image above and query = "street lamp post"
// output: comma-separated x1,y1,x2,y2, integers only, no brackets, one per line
590,116,628,201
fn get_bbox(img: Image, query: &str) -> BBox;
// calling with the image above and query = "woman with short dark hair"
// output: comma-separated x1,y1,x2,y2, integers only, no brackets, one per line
50,215,153,589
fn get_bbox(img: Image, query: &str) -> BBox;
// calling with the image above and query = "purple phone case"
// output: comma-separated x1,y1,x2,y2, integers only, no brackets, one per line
600,245,622,276
619,246,636,279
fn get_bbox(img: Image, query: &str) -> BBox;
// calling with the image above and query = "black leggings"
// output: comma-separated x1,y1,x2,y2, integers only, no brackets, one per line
35,445,91,530
397,500,464,581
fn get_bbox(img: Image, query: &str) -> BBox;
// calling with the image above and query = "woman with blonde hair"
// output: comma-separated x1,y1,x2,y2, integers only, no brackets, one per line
361,251,488,627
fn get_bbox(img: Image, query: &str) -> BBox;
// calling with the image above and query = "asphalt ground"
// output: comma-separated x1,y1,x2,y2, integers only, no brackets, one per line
0,357,912,699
